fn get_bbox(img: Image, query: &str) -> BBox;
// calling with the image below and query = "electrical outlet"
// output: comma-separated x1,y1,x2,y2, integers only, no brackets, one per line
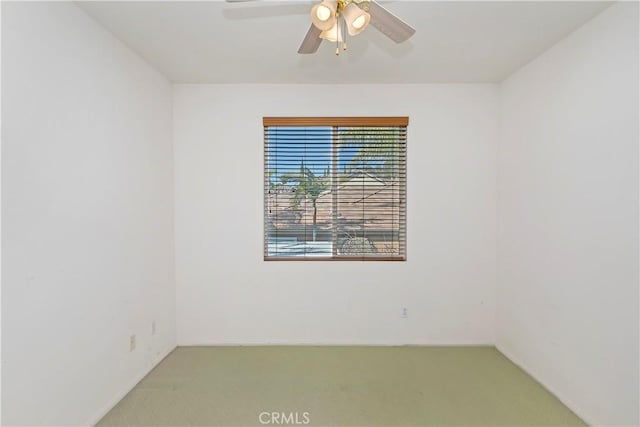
152,321,156,335
401,307,408,318
130,335,136,352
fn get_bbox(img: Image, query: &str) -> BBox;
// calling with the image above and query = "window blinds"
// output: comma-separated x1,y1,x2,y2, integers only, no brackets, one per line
264,117,407,261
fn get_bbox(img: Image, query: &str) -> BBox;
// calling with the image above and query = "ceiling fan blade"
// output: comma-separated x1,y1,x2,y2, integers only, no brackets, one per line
366,1,415,43
298,24,322,54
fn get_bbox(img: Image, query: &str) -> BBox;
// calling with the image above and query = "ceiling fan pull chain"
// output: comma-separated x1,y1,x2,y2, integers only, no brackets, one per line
343,18,348,51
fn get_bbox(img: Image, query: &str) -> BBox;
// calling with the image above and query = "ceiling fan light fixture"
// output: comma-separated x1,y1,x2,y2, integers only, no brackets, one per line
319,20,343,42
352,15,366,30
342,2,370,35
316,5,331,21
311,0,337,31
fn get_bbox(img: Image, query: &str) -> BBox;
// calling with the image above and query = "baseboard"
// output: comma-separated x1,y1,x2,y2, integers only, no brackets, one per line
176,341,495,347
495,344,594,426
86,345,177,426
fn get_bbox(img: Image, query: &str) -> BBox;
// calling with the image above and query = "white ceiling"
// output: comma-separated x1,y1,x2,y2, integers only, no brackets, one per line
77,1,611,83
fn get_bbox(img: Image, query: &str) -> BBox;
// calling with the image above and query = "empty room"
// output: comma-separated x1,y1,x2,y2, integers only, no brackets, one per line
1,0,638,426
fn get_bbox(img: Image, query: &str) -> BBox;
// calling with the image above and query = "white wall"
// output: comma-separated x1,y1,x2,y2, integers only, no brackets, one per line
2,2,175,425
497,3,639,426
173,84,498,345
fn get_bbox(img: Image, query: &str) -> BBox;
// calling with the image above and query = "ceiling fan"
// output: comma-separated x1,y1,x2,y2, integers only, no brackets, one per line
225,0,416,55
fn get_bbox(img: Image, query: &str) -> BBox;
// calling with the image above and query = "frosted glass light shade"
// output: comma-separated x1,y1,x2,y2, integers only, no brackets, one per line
316,5,331,21
342,3,370,36
320,21,343,42
311,1,337,31
352,15,366,30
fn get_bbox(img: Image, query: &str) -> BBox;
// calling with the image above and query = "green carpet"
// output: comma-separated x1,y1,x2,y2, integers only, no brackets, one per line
97,346,585,426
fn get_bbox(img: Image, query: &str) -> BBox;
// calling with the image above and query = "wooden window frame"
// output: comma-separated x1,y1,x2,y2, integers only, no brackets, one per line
264,117,408,262
263,117,409,127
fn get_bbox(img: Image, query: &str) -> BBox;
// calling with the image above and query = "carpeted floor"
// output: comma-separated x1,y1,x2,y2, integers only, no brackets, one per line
97,346,585,426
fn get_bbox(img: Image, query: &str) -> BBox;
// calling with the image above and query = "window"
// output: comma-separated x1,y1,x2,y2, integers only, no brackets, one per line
264,117,407,261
